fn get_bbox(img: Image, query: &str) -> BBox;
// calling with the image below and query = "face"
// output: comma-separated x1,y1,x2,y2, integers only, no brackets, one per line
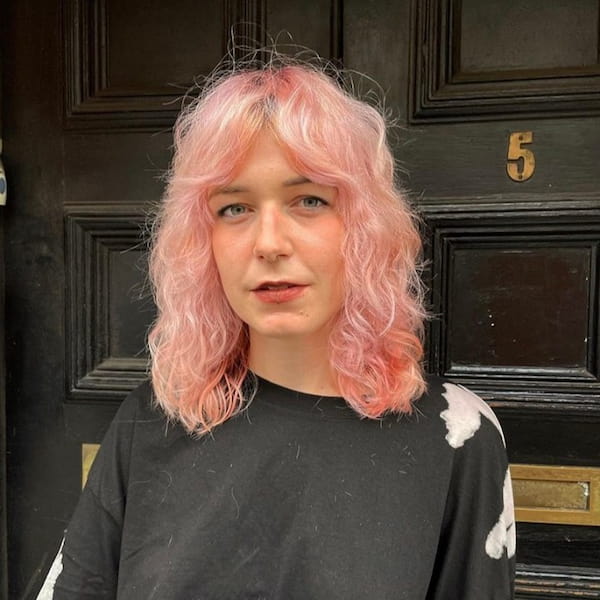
209,131,345,348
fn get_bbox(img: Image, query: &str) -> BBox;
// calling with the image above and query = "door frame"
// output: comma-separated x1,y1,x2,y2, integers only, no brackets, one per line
0,210,6,600
0,7,8,594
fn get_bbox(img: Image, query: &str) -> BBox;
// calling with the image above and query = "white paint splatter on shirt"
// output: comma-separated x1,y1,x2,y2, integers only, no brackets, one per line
485,468,516,559
440,383,505,448
36,538,64,599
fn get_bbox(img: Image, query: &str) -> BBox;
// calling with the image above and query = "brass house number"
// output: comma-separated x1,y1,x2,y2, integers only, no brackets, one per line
506,131,535,182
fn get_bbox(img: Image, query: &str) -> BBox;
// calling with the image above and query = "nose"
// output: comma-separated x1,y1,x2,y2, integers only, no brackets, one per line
253,206,293,262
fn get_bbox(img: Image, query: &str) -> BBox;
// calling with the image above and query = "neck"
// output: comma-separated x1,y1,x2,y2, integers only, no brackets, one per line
248,334,340,397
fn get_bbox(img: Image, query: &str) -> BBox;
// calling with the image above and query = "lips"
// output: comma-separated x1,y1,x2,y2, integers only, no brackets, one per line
254,281,298,291
252,281,307,304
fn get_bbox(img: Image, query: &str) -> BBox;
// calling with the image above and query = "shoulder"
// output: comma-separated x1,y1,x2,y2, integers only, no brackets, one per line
109,379,173,433
114,379,154,421
87,381,175,474
110,379,186,448
420,380,516,566
419,379,511,520
414,376,506,450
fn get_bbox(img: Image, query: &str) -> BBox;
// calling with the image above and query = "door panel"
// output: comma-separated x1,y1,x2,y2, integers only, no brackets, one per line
3,0,599,598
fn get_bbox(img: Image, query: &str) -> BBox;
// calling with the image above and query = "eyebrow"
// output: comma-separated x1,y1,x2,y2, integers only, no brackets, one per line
217,176,312,195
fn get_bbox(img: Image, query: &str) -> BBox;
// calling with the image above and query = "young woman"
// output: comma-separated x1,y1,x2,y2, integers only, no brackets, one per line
42,61,515,599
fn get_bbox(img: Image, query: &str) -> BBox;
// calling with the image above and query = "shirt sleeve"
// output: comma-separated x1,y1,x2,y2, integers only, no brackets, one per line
426,383,516,600
46,391,140,599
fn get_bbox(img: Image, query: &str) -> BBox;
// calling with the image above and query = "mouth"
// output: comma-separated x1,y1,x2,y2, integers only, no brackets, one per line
253,281,300,291
251,282,308,304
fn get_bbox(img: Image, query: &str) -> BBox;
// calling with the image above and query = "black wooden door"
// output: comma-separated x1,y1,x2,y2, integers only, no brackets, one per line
374,1,599,597
3,1,599,599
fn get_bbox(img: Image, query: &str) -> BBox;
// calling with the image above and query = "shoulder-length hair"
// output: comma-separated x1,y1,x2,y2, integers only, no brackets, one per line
148,60,427,435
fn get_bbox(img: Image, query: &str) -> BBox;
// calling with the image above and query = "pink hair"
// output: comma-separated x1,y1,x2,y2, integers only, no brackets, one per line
148,62,427,435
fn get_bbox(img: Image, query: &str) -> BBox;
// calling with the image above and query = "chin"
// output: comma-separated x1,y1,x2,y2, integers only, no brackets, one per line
255,326,313,339
250,318,330,341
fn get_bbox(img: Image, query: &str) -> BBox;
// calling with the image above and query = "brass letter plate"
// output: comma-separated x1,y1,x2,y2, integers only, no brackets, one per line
511,464,600,526
81,443,101,489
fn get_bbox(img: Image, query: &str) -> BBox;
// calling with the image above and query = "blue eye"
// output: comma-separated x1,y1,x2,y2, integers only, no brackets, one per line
301,196,326,208
218,204,247,218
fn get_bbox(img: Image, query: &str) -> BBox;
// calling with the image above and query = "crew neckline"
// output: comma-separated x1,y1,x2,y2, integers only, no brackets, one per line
249,372,353,418
252,371,343,399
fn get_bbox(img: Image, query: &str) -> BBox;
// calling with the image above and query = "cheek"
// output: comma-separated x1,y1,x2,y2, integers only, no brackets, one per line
326,225,346,277
212,233,243,274
211,229,228,262
310,217,345,257
315,244,346,301
211,251,237,304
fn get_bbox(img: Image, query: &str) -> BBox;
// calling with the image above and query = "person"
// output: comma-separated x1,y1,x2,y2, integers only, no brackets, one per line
39,57,516,599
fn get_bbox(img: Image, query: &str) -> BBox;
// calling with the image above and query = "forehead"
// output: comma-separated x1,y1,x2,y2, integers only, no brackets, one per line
216,130,334,197
230,131,297,182
210,129,341,205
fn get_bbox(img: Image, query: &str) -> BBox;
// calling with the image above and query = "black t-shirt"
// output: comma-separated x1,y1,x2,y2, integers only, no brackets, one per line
40,375,515,599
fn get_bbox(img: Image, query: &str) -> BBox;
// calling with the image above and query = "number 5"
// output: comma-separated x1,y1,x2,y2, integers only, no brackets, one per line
506,131,535,182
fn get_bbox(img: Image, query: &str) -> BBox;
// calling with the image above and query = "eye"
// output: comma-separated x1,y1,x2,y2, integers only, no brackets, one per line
300,196,327,209
217,203,247,218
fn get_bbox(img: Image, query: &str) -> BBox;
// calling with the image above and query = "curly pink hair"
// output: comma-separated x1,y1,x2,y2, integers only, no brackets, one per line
148,62,427,435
